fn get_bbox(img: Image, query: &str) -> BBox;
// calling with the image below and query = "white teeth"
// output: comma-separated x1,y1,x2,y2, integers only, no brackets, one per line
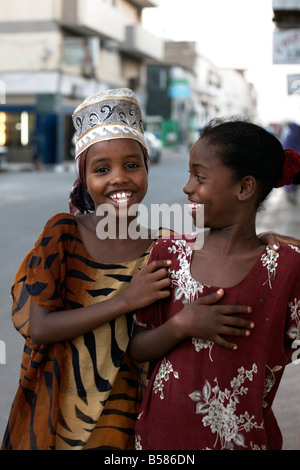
109,192,132,201
189,202,202,210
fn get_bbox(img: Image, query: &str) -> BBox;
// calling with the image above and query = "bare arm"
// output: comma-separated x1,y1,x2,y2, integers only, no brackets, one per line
29,259,172,344
129,289,254,362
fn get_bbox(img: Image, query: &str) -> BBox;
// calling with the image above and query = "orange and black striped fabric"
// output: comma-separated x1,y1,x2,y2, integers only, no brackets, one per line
2,213,164,450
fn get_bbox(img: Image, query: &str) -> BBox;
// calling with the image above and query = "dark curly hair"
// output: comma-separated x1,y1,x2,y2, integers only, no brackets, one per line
199,117,285,207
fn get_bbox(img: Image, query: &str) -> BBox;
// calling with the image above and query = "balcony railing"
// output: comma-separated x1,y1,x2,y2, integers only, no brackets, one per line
122,24,163,60
62,0,125,42
126,0,160,8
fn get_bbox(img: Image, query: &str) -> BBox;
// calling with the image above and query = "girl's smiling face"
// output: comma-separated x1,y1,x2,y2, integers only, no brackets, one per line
183,138,242,229
85,139,148,216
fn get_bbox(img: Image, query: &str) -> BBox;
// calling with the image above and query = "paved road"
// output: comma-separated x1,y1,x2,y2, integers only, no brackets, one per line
0,147,299,449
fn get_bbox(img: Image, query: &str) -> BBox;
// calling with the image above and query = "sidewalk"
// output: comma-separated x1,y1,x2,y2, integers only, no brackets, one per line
0,161,76,173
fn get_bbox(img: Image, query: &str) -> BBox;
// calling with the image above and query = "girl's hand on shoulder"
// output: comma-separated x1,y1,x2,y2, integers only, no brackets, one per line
258,231,300,250
173,289,254,350
123,259,172,312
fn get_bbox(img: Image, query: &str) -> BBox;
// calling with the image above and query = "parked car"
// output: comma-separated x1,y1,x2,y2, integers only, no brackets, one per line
145,131,162,164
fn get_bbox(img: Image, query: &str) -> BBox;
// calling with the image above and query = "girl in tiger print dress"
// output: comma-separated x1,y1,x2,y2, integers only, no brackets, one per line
1,89,174,450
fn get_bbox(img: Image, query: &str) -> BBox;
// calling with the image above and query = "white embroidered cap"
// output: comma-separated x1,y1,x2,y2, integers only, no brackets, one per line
72,88,147,160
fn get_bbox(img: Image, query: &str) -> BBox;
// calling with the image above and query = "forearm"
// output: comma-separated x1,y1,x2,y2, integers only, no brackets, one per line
129,315,185,362
29,258,173,345
129,290,255,361
29,293,132,344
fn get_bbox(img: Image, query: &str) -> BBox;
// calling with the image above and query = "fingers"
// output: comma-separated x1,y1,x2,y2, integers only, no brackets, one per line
156,288,171,300
273,233,300,249
213,322,255,350
213,314,255,351
213,336,239,351
196,289,225,305
143,260,172,283
155,276,172,289
222,314,255,330
147,260,172,272
258,231,300,250
220,324,254,337
257,231,280,250
220,305,253,315
195,290,252,315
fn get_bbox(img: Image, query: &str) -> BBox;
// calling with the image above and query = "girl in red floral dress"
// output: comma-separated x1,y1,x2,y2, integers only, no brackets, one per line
130,119,300,450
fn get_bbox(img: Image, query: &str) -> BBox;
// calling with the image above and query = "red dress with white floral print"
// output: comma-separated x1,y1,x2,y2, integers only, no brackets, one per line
134,236,300,450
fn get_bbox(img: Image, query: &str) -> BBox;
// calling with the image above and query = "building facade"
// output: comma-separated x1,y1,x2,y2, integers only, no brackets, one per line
273,0,300,66
146,41,257,146
0,1,258,164
0,0,162,164
273,0,300,29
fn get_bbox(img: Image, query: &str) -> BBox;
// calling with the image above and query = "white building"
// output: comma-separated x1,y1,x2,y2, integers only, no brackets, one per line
158,41,257,144
218,68,257,119
0,0,163,164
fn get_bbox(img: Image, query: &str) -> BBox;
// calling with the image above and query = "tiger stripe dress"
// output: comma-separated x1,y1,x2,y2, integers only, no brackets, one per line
1,213,158,450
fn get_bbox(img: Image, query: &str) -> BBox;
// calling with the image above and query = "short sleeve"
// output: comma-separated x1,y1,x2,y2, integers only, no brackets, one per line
285,246,300,350
134,238,168,330
11,213,76,338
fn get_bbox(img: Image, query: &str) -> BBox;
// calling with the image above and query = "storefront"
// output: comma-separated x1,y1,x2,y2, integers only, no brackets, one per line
0,105,35,164
0,100,75,166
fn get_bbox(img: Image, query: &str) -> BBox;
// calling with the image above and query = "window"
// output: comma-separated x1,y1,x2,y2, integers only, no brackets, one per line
3,112,34,148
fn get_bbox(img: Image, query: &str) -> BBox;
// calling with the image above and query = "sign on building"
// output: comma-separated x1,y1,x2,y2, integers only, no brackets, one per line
273,29,300,64
288,74,300,95
168,78,190,99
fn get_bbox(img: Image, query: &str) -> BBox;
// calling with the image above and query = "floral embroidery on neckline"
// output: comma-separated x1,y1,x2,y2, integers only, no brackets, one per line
289,244,300,254
167,239,214,359
168,241,279,300
167,239,205,304
166,240,279,360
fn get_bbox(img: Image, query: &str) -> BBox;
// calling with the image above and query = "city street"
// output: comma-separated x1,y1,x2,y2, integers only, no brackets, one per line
0,146,300,450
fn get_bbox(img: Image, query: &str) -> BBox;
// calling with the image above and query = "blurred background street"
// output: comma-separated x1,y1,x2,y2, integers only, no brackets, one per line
1,0,300,451
0,146,300,449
